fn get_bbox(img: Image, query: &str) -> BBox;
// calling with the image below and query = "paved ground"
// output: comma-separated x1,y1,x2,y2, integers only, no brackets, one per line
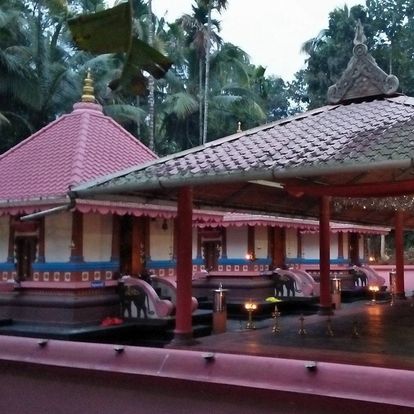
3,295,414,372
181,298,414,370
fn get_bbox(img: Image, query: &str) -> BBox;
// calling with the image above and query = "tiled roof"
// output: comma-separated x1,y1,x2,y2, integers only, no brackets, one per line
77,95,414,194
0,102,156,202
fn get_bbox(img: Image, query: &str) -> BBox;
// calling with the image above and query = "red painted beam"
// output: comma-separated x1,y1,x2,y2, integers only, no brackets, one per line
286,179,414,198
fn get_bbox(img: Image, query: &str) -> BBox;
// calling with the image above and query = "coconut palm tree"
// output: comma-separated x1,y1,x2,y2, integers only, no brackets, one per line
206,42,267,138
0,0,148,153
0,0,79,150
0,0,36,133
178,1,223,145
201,0,227,144
147,0,155,150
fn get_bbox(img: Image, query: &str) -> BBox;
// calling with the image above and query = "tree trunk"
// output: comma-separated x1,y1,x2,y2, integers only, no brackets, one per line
199,58,203,146
136,95,141,137
202,0,212,145
147,0,155,151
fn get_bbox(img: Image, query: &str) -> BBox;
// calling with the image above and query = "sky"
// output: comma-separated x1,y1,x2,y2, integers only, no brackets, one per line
150,0,364,81
107,1,364,81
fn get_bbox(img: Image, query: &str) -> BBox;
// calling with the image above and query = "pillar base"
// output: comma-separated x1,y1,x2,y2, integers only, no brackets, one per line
395,293,407,300
213,311,227,334
168,331,198,347
318,305,334,316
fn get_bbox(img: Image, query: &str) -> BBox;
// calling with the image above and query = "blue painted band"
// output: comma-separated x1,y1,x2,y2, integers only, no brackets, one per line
32,261,119,272
218,258,271,265
286,258,350,265
0,262,16,271
148,258,272,268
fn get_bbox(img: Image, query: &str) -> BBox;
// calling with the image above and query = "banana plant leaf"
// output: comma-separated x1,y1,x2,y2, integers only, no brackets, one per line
109,38,172,94
127,38,172,80
67,1,172,96
108,70,148,96
68,2,132,54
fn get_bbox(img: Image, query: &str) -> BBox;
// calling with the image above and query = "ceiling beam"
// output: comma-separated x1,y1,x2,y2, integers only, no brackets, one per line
286,179,414,198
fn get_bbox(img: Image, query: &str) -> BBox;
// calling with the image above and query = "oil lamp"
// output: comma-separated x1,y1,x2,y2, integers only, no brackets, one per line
244,299,257,329
265,296,282,334
369,285,379,304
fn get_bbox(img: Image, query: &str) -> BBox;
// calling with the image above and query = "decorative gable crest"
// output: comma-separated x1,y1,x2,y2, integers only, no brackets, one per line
327,20,399,104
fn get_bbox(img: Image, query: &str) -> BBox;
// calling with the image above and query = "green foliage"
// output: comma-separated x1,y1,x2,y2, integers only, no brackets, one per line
299,0,414,107
4,0,414,158
68,1,172,96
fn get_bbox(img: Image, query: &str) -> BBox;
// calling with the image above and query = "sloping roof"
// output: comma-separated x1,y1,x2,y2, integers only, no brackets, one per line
75,95,414,193
73,25,414,228
0,101,156,202
73,99,414,227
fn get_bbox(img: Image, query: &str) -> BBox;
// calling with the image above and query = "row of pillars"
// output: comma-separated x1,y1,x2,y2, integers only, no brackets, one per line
173,189,407,344
319,197,406,313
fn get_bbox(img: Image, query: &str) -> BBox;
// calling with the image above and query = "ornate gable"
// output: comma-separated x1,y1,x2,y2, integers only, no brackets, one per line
327,21,399,104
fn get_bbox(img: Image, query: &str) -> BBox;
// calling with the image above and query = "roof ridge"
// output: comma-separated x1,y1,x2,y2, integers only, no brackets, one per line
102,112,157,159
69,104,159,188
73,103,157,160
69,112,90,185
70,110,158,190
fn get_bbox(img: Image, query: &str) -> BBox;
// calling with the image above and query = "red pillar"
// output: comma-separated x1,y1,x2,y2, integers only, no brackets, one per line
349,232,360,265
7,216,15,263
319,196,332,314
247,226,255,262
173,186,194,344
337,232,344,260
394,210,406,298
70,211,83,263
297,229,302,260
37,218,45,263
271,227,286,269
111,215,120,263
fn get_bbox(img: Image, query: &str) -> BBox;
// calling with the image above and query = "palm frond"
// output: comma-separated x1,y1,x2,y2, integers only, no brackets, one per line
0,110,34,136
164,92,198,119
211,94,241,107
0,111,11,127
104,104,146,124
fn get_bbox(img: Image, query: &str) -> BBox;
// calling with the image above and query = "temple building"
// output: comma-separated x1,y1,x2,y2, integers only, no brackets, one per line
71,22,414,342
0,68,389,326
0,73,161,324
2,21,414,413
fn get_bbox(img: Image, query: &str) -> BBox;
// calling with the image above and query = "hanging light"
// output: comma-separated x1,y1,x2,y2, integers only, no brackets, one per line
245,251,256,261
333,195,414,212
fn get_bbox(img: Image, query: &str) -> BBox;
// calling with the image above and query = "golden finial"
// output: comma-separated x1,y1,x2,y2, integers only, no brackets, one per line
81,69,95,103
236,121,242,133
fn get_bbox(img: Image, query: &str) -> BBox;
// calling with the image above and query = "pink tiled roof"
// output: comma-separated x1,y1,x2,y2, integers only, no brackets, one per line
0,102,157,202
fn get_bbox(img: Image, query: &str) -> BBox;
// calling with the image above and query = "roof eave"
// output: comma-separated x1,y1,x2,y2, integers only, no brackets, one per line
74,157,414,198
73,168,276,197
272,158,414,180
